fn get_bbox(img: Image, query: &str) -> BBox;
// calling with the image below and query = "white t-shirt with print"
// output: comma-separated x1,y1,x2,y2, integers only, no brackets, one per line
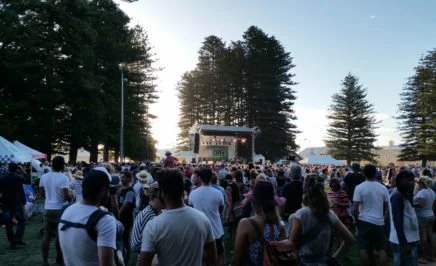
58,203,116,266
39,172,70,210
189,185,225,239
141,206,214,266
353,181,390,226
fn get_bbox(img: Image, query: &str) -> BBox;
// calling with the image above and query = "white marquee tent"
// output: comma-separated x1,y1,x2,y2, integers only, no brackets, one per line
13,140,47,159
300,155,345,166
0,136,32,163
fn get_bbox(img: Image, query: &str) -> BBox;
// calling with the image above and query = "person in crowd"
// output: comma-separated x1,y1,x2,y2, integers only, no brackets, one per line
138,168,217,266
23,183,36,219
0,163,27,249
353,164,390,266
265,168,278,190
328,177,352,229
389,170,420,266
163,151,177,168
234,169,247,194
342,163,365,202
189,167,225,265
69,170,83,202
39,156,73,266
211,171,226,207
232,181,286,266
281,164,304,233
413,177,435,263
218,164,228,179
273,174,355,265
131,182,164,254
133,170,152,212
58,168,117,266
116,171,135,265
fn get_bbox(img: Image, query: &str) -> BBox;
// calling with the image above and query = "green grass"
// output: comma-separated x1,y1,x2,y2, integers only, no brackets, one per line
0,213,377,266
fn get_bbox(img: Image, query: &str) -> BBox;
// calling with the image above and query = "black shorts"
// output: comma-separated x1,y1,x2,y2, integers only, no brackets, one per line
357,220,385,251
215,237,224,255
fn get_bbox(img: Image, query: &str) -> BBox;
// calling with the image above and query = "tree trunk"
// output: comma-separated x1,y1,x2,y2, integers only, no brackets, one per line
69,137,78,164
114,149,120,164
89,139,98,163
103,145,109,162
422,158,427,167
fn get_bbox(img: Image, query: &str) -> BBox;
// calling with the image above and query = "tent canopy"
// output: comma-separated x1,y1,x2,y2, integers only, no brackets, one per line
300,155,345,166
0,136,32,163
13,140,47,159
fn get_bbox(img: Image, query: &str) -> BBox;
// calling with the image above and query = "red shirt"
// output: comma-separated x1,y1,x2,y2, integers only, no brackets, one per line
163,156,177,168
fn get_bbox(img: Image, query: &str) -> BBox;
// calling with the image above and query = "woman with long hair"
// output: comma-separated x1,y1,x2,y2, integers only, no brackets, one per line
232,181,286,266
272,174,355,265
413,177,435,263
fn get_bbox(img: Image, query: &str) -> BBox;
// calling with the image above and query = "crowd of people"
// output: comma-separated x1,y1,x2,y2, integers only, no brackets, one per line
0,153,435,266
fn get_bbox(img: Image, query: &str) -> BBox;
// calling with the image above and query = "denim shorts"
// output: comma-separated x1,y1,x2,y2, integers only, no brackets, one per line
391,243,418,266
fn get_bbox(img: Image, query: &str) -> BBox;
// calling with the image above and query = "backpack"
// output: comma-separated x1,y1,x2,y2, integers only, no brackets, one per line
58,204,126,266
59,204,109,242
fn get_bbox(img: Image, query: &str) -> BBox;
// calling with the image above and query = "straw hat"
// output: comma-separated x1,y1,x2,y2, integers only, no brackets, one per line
73,171,84,180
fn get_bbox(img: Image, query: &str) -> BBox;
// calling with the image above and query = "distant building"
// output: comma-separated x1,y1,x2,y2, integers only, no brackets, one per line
299,147,329,158
299,142,435,167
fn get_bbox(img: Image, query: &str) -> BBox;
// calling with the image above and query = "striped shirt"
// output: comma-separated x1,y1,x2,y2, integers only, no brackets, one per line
131,205,157,252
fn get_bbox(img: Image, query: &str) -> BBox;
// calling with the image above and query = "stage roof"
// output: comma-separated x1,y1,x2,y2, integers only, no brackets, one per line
189,124,259,134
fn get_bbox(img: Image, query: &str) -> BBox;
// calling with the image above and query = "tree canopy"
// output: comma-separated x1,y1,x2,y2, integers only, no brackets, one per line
177,26,298,160
397,49,436,166
325,74,379,165
0,0,158,162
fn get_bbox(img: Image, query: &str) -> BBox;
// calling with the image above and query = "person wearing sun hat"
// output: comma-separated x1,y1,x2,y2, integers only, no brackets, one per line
232,181,287,265
69,170,84,202
133,170,154,211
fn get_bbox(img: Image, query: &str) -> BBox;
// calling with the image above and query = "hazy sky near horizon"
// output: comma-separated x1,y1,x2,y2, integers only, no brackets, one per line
117,0,436,151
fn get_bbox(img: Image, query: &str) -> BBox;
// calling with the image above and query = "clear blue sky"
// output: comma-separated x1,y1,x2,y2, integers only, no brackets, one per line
118,0,436,150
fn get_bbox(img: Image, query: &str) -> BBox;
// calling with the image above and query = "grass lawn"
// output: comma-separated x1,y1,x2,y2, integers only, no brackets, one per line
0,212,377,266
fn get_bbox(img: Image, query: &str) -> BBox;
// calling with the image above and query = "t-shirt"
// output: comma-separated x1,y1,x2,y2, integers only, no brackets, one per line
414,188,435,218
343,172,365,200
39,172,70,210
328,190,352,229
0,173,26,210
189,186,224,239
131,205,157,253
133,182,144,209
282,180,303,217
294,207,339,257
58,203,116,266
163,156,177,168
69,180,83,203
218,168,228,179
141,206,214,266
353,181,390,225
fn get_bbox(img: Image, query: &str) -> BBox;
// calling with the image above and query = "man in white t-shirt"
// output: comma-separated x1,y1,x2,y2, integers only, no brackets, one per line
353,164,390,266
58,168,116,266
138,168,217,266
39,156,73,266
189,167,225,265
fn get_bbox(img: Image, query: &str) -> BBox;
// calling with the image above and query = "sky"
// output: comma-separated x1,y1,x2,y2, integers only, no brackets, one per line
117,0,436,151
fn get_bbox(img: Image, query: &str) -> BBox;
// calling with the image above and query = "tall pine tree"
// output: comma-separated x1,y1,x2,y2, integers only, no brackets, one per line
397,50,436,166
325,74,379,165
177,26,298,159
